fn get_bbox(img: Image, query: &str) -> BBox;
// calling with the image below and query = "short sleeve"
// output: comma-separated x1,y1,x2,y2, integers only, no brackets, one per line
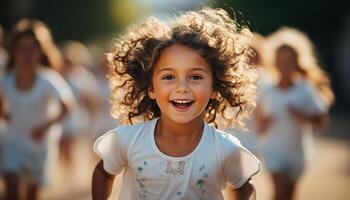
300,83,327,114
222,135,260,189
93,129,128,175
256,85,272,113
39,68,75,102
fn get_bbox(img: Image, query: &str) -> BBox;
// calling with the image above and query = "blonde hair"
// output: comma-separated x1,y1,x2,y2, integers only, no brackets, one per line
61,41,92,67
247,32,265,66
265,27,334,107
108,7,257,128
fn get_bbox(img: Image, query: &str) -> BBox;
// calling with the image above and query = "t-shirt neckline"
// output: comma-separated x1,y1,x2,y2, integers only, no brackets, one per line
150,118,208,161
10,71,39,96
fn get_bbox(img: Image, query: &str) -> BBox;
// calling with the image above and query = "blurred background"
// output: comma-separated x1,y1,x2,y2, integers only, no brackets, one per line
0,0,349,199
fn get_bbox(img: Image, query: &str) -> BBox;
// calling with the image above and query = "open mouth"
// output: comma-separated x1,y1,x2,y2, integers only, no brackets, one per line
170,100,194,109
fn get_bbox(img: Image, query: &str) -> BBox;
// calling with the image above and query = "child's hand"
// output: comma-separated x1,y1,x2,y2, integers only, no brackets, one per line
256,115,274,136
31,123,50,142
2,113,11,123
287,105,305,123
255,106,274,135
288,105,328,128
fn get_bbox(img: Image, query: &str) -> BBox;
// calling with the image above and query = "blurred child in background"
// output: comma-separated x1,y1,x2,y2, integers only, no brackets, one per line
264,27,334,108
59,41,100,167
0,25,9,174
255,27,334,200
230,32,272,155
90,53,117,139
0,19,74,200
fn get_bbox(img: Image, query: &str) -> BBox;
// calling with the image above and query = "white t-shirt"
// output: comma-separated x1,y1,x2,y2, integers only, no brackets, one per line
230,68,274,155
61,65,99,136
92,73,117,138
0,69,69,139
258,81,326,164
94,119,260,200
0,68,73,183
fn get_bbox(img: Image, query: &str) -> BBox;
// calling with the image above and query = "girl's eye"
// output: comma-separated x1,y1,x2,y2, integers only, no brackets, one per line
190,75,203,80
161,75,175,80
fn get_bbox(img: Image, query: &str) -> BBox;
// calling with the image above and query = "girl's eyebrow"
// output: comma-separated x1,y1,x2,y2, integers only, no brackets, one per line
157,66,209,73
190,67,209,72
157,67,174,73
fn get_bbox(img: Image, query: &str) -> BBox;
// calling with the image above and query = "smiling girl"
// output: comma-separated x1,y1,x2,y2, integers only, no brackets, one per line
92,7,260,200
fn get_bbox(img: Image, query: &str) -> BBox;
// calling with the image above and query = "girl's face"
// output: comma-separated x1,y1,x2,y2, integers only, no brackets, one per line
14,35,41,69
148,44,216,125
275,46,299,78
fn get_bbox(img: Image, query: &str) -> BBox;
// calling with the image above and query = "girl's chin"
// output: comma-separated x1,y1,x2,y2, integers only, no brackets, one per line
162,115,203,125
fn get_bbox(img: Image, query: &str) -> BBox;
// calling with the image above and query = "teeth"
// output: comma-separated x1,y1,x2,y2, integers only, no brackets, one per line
173,100,192,104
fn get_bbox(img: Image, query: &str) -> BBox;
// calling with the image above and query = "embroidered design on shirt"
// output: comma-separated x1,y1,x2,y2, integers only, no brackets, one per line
176,191,184,200
165,160,186,175
196,164,209,200
136,160,149,199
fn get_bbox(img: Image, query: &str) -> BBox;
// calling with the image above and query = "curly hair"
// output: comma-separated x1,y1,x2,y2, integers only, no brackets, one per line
108,7,257,128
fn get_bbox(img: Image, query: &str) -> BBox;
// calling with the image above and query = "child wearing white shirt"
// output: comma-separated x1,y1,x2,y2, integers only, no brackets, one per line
256,29,332,199
92,7,261,200
0,19,74,200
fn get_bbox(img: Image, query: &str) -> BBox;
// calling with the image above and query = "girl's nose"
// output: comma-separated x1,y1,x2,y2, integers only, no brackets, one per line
175,78,190,93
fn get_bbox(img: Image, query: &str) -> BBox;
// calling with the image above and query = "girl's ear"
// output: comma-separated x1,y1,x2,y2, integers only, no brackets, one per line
148,86,156,99
210,90,218,99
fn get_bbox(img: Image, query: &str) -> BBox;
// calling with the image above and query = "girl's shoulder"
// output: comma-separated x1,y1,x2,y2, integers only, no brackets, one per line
38,67,64,84
258,82,278,94
95,120,154,155
210,126,261,176
37,67,75,97
293,80,316,96
103,120,154,141
114,121,149,134
211,127,243,151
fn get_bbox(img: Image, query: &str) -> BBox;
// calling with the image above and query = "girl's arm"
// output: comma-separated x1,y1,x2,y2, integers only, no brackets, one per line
31,100,69,141
227,179,256,200
0,95,10,122
92,160,115,200
254,105,273,135
288,106,329,129
0,96,4,118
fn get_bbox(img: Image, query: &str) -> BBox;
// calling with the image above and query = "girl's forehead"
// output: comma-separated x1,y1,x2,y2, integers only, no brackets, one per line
154,44,211,72
277,45,297,55
17,35,38,46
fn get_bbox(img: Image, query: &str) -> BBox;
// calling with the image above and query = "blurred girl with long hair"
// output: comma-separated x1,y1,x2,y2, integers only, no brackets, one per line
59,41,99,168
256,27,334,200
0,19,74,200
230,32,272,155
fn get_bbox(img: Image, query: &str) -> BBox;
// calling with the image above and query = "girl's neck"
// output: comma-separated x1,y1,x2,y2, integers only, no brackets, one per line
156,116,204,142
15,66,37,91
154,116,204,157
277,76,294,90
